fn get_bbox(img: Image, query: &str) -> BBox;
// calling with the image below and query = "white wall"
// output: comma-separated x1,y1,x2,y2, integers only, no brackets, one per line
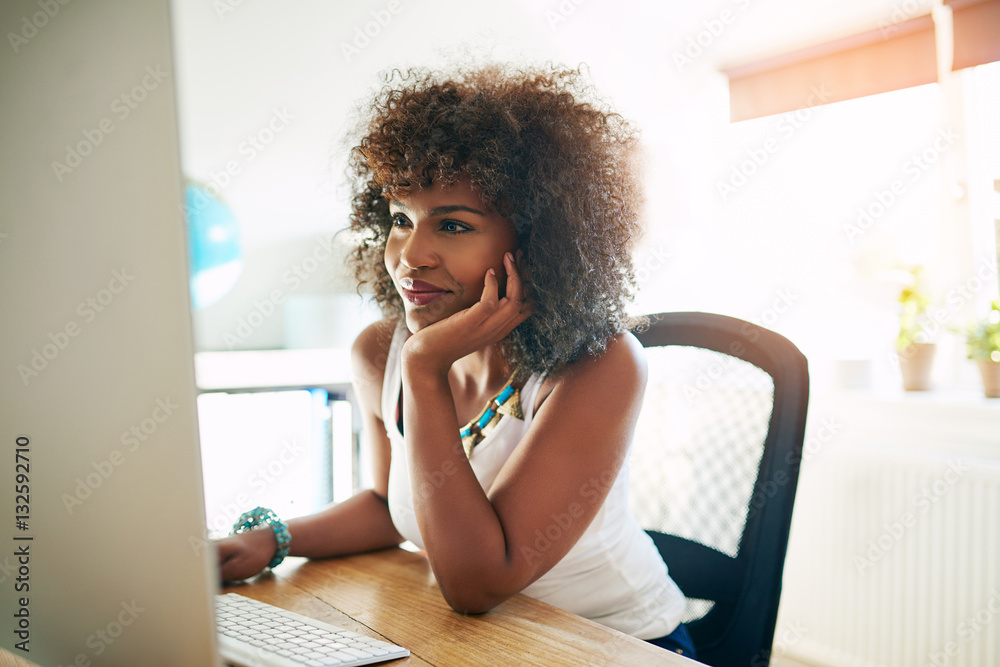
172,0,999,394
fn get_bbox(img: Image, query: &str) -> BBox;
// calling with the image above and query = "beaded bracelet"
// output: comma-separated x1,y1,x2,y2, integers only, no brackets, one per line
232,506,291,569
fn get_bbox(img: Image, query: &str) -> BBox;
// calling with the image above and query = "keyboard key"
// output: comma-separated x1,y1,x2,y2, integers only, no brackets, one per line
342,648,373,659
215,593,408,667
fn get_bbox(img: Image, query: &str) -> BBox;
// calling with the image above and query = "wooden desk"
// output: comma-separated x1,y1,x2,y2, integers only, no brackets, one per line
225,547,691,666
0,547,693,666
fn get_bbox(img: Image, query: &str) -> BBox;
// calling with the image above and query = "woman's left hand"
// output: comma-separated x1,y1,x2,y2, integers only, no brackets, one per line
402,252,530,374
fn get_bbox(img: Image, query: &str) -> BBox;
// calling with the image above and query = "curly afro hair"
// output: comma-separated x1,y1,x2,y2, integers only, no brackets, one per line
346,63,644,377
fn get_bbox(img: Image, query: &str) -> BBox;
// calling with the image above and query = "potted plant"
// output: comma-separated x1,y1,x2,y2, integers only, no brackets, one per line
966,299,1000,398
895,265,936,391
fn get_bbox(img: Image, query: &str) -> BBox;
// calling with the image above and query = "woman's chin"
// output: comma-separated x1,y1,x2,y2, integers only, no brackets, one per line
401,295,461,333
403,308,443,334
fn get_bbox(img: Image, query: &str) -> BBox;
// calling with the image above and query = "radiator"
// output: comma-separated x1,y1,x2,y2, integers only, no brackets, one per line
774,442,1000,667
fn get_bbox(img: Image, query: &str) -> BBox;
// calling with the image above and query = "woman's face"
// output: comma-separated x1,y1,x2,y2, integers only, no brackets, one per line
385,179,518,333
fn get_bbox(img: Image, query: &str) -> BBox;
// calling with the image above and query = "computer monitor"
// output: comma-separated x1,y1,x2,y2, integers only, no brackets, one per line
1,1,221,664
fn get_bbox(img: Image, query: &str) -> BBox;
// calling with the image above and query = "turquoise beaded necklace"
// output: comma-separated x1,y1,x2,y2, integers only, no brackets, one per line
459,371,524,457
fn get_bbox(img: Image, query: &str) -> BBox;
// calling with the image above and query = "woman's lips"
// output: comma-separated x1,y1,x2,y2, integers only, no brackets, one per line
399,278,450,306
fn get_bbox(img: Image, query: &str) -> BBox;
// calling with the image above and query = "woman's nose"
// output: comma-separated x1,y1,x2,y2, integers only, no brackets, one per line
398,228,438,269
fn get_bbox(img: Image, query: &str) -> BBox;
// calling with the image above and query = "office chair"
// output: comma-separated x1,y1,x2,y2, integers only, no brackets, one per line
629,312,809,667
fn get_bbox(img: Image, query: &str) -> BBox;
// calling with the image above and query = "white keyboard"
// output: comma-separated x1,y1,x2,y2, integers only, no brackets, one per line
215,593,410,667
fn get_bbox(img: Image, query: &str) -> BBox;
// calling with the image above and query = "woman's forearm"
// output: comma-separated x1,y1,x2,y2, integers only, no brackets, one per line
286,489,404,559
401,366,516,611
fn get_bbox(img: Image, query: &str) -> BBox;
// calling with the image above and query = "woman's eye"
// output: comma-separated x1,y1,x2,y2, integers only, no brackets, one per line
442,220,469,233
391,214,409,227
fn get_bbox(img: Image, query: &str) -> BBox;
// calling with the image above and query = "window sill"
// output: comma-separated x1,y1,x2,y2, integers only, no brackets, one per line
811,386,1000,458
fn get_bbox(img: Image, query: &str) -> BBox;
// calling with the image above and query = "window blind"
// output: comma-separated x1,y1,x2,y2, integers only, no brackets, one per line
724,0,1000,122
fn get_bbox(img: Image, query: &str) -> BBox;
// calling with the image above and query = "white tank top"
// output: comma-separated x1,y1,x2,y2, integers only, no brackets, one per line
382,323,686,639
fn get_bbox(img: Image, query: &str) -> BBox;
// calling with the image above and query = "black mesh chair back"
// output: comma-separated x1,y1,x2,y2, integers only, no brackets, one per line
629,312,809,666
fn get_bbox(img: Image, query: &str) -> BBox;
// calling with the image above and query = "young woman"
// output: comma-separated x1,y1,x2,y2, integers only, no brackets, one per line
217,64,694,656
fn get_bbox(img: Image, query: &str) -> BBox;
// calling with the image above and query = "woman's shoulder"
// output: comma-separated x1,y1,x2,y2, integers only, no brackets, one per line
350,318,403,409
351,317,401,362
533,331,647,411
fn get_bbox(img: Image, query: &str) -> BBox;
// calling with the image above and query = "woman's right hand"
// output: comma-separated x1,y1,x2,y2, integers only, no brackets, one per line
402,252,531,376
216,528,278,583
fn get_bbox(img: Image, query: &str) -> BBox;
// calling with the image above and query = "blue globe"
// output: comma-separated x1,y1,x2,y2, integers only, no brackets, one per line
184,182,242,309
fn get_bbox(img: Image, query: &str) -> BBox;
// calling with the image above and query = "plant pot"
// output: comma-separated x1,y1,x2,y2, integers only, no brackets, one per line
898,343,936,391
977,360,1000,398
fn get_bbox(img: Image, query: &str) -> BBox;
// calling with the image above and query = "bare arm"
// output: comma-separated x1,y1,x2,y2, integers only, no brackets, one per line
217,319,404,582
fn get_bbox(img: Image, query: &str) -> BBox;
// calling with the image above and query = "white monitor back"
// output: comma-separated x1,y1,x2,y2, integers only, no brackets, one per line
0,1,220,664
